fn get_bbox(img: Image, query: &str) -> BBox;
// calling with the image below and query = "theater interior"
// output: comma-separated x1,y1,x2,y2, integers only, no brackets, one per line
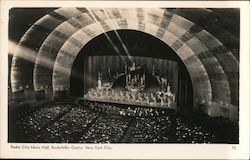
8,8,239,143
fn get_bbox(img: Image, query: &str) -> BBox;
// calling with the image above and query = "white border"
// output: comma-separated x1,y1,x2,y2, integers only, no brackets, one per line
0,1,249,159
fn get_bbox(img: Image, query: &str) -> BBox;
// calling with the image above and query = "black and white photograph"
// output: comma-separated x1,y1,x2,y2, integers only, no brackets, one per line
1,1,250,159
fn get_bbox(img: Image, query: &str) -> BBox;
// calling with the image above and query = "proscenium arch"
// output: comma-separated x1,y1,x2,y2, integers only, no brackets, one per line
51,19,212,107
50,9,230,105
70,29,194,108
10,8,239,108
35,9,213,107
35,9,236,106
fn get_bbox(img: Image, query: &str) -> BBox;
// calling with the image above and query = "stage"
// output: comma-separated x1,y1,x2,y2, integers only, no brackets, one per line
78,97,176,111
81,62,177,112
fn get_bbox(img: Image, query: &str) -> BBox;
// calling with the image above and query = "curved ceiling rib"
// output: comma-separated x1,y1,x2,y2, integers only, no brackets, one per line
33,11,94,91
10,8,84,92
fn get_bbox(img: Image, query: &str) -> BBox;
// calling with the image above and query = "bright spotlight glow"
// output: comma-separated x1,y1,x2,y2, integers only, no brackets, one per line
86,8,121,55
102,8,133,61
9,40,73,84
9,40,55,69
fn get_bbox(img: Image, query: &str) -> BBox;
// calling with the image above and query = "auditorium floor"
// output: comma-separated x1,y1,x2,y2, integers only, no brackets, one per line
8,103,238,144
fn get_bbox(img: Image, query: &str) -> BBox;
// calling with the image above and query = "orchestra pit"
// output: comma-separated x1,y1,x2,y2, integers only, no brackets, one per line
8,8,239,143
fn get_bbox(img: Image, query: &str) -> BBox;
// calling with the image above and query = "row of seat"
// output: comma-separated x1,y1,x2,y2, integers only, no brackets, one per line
15,102,216,143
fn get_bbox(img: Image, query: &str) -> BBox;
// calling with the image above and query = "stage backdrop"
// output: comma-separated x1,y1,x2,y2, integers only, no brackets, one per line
83,56,178,97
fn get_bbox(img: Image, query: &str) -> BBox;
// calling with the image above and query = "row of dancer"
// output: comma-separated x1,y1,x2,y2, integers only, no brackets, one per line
85,88,175,107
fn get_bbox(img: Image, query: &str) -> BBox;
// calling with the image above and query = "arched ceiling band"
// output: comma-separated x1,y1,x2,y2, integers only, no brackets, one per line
29,8,211,101
11,8,85,91
51,18,212,104
50,9,232,104
173,8,239,60
10,8,239,106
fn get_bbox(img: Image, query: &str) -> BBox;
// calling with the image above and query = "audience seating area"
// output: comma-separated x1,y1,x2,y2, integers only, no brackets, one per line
82,100,174,117
80,115,130,143
32,106,100,143
10,101,238,143
125,116,173,143
15,104,71,140
174,117,215,143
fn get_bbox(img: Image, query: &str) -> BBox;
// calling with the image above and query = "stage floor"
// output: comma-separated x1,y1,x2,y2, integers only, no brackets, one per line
78,97,176,110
